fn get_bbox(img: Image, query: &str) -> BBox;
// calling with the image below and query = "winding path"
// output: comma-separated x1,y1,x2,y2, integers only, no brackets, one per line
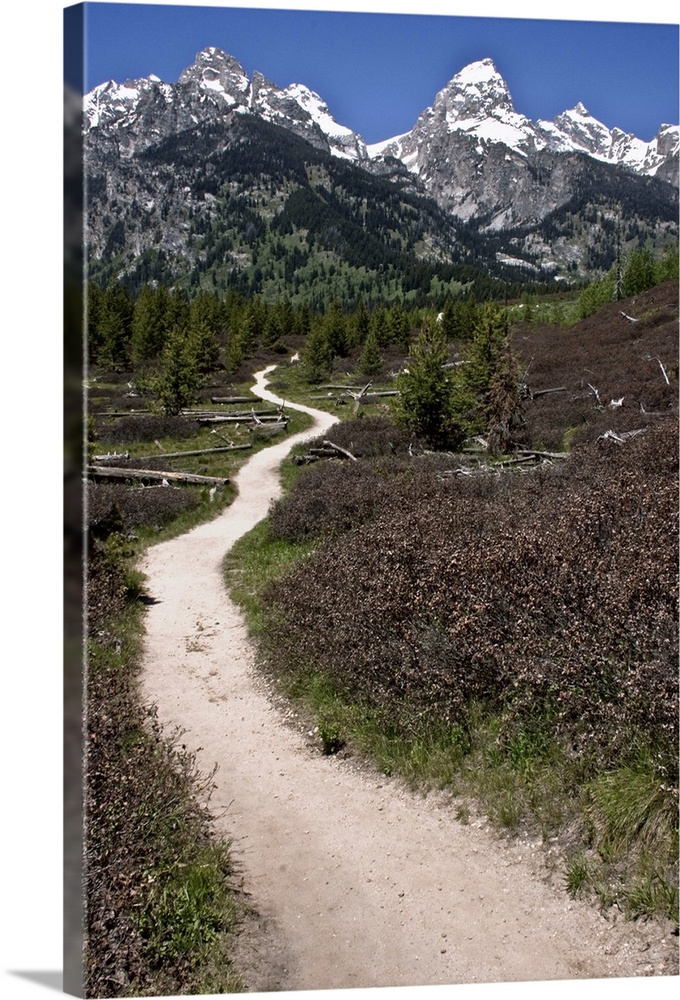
138,367,671,991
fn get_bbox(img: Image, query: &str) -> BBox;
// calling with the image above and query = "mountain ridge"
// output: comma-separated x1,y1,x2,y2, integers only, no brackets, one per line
82,47,678,297
84,48,678,182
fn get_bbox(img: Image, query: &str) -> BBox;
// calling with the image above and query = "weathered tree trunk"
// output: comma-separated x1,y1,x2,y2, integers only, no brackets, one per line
85,466,229,486
323,440,357,461
515,448,569,460
128,445,252,461
197,413,287,425
209,395,258,404
528,386,567,398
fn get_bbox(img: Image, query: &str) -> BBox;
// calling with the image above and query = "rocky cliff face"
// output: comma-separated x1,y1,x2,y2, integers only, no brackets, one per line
84,46,369,163
82,48,678,290
370,58,678,226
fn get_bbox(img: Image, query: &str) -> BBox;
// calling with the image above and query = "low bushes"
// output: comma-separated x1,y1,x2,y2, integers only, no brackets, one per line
87,482,202,535
266,421,677,775
511,281,678,451
252,414,679,919
96,413,198,444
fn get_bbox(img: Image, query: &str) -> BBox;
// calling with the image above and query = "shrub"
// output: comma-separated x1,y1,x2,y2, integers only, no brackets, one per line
263,421,678,778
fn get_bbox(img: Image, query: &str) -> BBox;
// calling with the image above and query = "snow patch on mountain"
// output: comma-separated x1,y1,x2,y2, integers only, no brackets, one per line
367,57,678,185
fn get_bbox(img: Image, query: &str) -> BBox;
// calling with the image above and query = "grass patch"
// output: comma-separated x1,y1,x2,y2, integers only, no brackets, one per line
224,519,316,636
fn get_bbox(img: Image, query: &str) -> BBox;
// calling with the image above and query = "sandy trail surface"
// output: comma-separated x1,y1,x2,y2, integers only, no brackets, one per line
138,367,675,992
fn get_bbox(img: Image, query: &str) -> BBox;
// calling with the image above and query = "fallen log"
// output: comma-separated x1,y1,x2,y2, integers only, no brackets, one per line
515,448,569,460
85,466,229,486
644,355,670,385
249,421,289,437
315,384,366,391
323,439,357,461
528,386,567,398
197,413,287,425
598,428,648,445
92,451,130,462
209,395,258,404
100,410,153,417
491,455,540,467
133,444,252,460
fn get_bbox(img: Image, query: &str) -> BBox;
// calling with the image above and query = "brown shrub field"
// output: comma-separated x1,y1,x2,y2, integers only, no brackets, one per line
265,282,679,783
511,280,678,450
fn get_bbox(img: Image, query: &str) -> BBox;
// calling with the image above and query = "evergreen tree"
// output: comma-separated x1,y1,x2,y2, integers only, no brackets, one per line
190,289,222,335
131,285,170,365
655,245,679,284
577,271,616,319
166,288,190,332
237,301,262,356
86,282,105,363
356,330,383,378
464,303,510,399
370,306,391,348
302,324,333,383
275,296,295,339
324,300,349,358
96,284,133,369
456,302,523,446
350,299,370,348
187,320,220,374
151,326,204,415
621,248,656,297
450,296,479,340
438,298,458,340
394,319,462,449
388,303,411,351
294,302,312,338
261,310,284,352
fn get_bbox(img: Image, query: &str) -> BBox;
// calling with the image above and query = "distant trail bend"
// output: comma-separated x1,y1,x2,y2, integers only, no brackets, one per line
138,366,673,991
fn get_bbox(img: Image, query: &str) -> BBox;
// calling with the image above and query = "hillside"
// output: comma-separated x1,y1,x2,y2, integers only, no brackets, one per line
230,281,678,926
83,281,679,995
83,52,678,307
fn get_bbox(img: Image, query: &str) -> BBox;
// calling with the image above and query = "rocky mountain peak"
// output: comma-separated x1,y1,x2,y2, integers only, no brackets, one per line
435,58,515,120
177,46,250,104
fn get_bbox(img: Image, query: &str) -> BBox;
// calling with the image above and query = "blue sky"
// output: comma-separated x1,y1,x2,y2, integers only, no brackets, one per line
72,1,679,144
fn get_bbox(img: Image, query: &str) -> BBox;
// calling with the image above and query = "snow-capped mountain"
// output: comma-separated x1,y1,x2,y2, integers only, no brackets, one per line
370,58,678,225
82,47,677,289
84,46,368,162
84,48,677,200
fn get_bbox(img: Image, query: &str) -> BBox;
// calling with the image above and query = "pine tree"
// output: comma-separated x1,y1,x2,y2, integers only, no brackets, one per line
456,302,511,437
302,325,333,383
453,302,524,449
395,319,462,449
324,300,349,358
151,326,204,415
131,285,169,365
370,306,390,348
351,299,370,347
187,320,219,374
96,284,133,369
388,303,411,351
621,248,656,297
356,330,383,378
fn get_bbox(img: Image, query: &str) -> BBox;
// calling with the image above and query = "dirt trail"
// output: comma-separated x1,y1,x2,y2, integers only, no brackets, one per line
138,367,674,991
